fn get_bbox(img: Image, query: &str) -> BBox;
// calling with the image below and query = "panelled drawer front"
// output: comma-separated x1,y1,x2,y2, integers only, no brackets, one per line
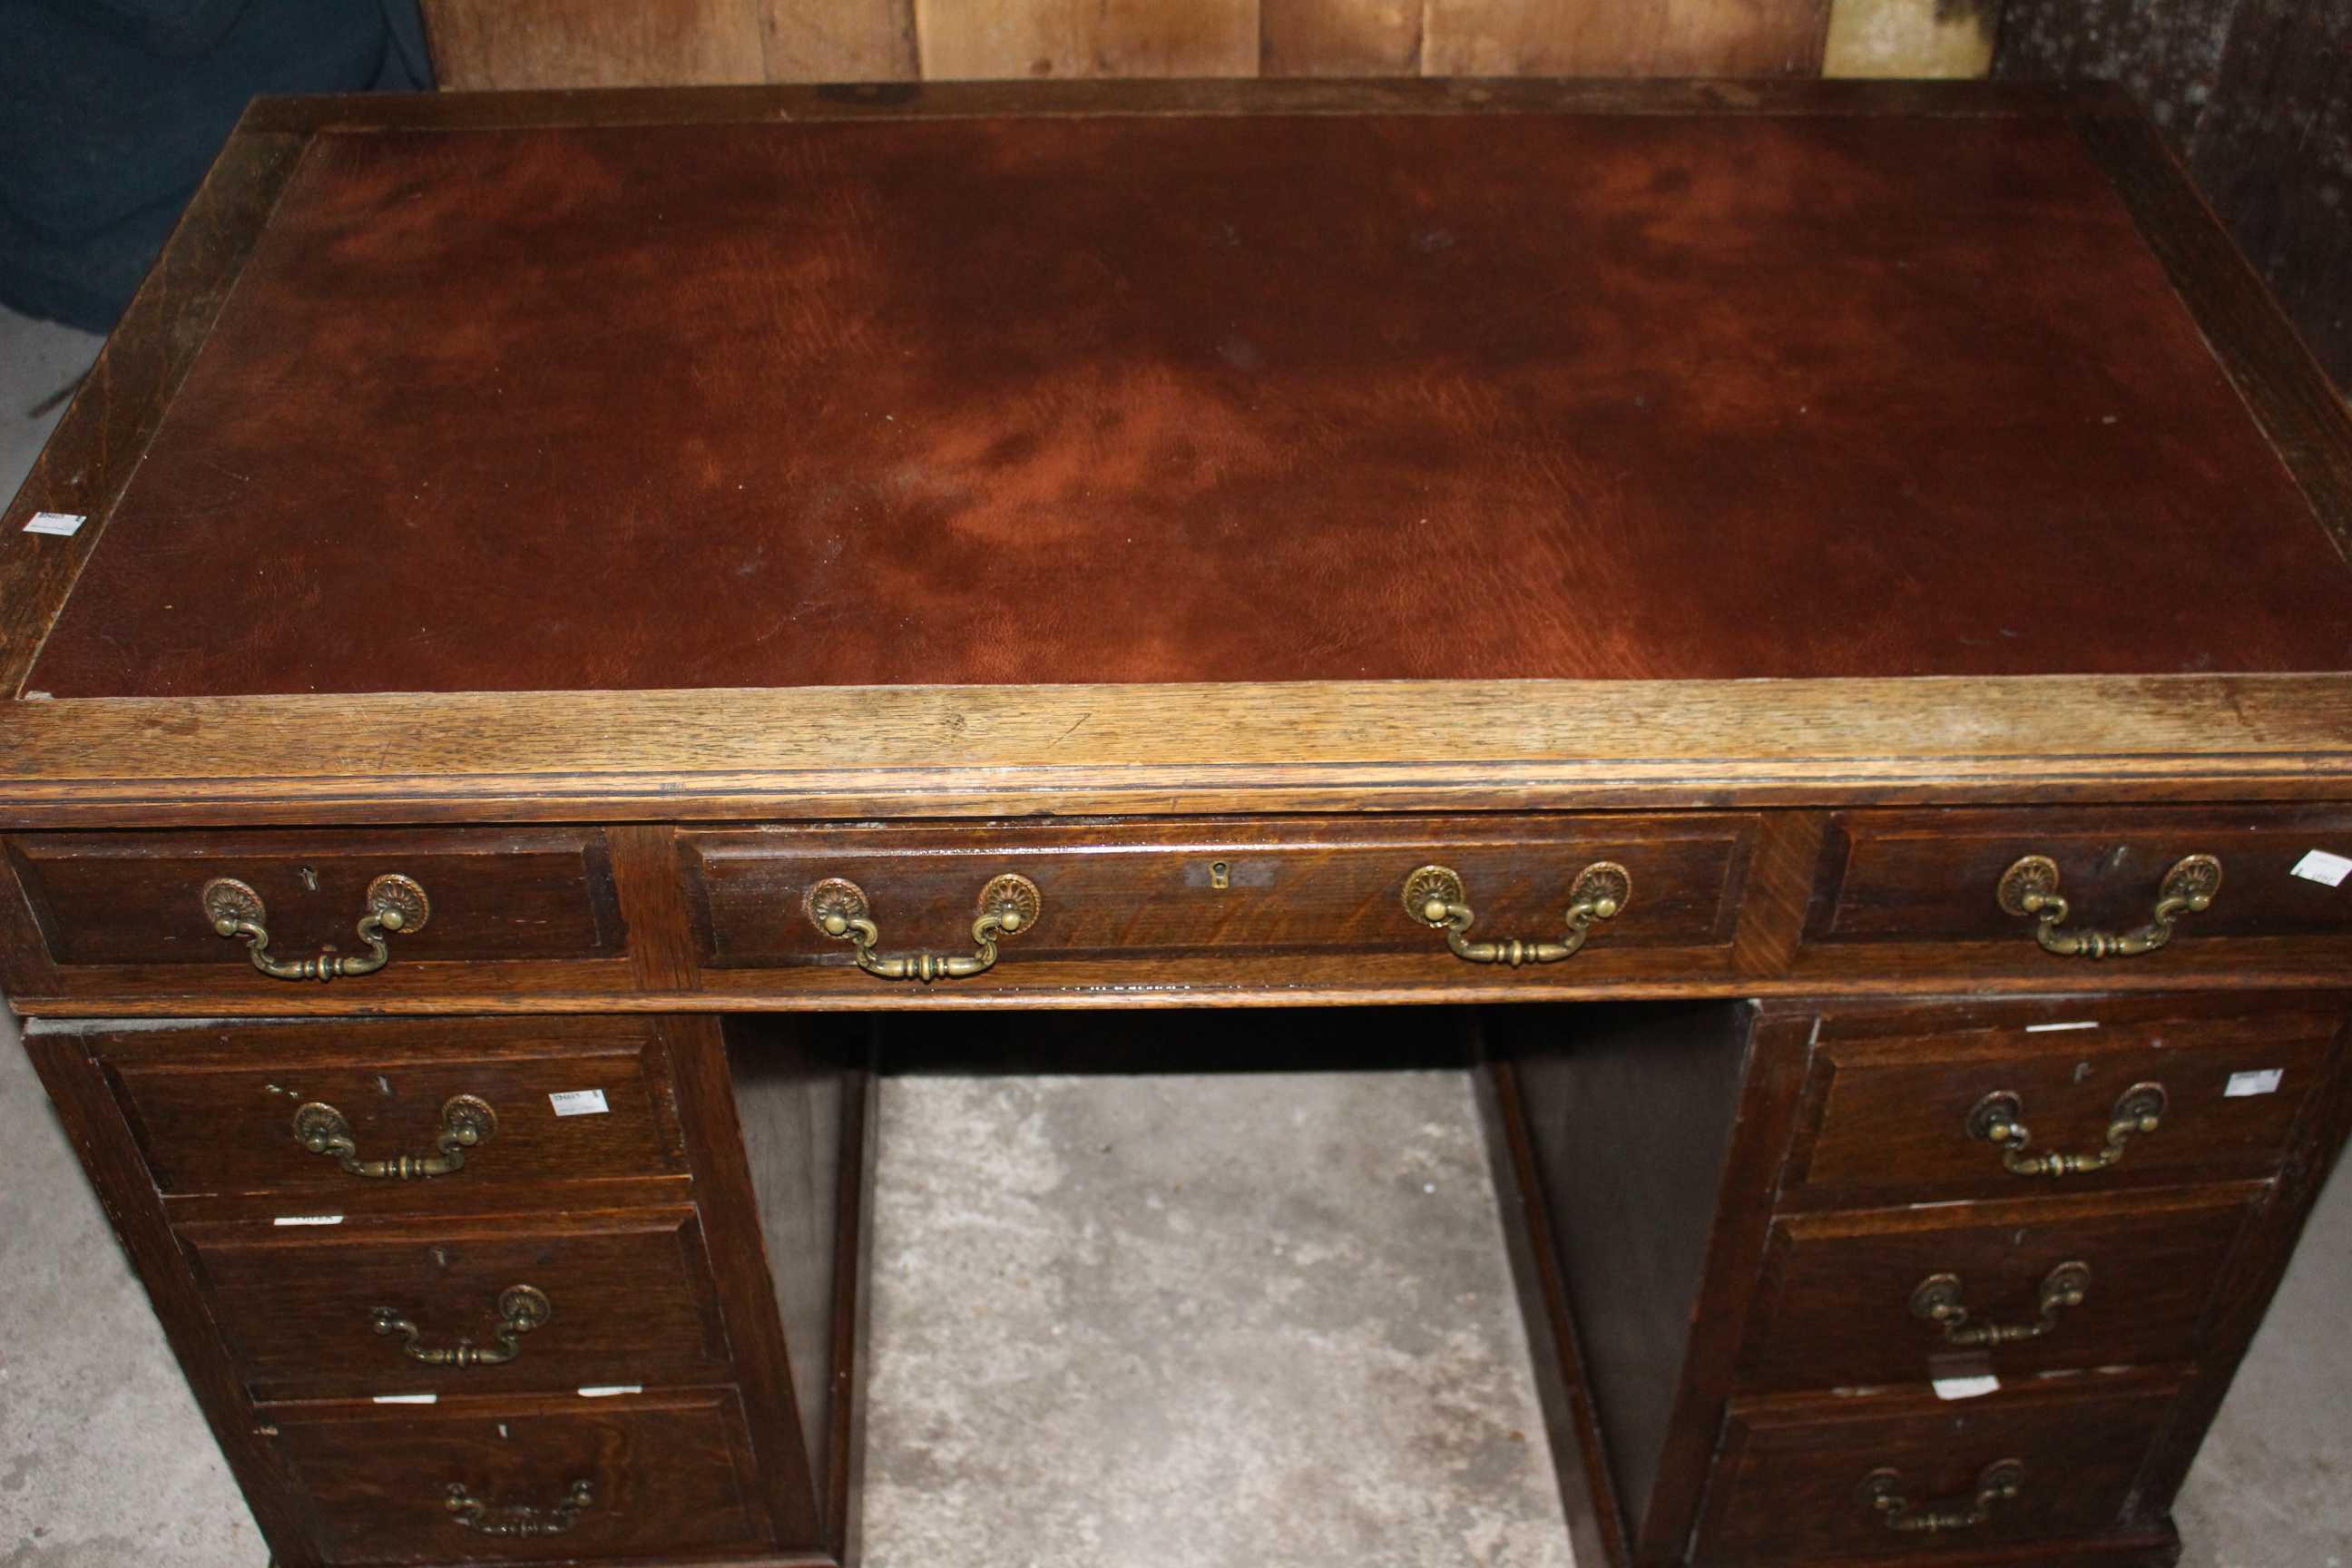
1783,1006,2338,1203
268,1389,767,1563
1736,1188,2260,1393
7,826,626,972
1696,1377,2180,1563
184,1209,730,1400
94,1017,687,1199
681,814,1759,982
1805,806,2352,962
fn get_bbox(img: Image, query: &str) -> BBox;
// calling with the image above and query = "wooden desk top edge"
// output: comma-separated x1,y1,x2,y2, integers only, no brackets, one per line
3,78,2347,829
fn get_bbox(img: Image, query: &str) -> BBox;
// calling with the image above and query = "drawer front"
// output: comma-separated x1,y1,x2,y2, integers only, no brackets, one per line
1736,1188,2259,1392
184,1209,730,1399
1784,1005,2339,1202
268,1389,767,1563
681,814,1759,986
1805,806,2352,964
1696,1378,2179,1563
93,1017,687,1200
6,826,626,972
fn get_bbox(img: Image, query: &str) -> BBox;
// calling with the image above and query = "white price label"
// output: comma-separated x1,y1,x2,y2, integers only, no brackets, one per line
22,512,85,536
1933,1374,2000,1401
273,1213,344,1227
2225,1069,2284,1099
549,1089,609,1117
576,1384,642,1398
372,1393,437,1405
2290,849,2352,887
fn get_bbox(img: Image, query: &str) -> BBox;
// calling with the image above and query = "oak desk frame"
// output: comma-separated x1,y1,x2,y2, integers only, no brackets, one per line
4,76,2350,1568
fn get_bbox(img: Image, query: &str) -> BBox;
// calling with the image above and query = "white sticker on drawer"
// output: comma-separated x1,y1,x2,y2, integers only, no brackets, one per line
576,1384,642,1398
1933,1374,2000,1401
22,511,85,536
2226,1069,2285,1098
549,1089,609,1117
2291,849,2352,887
272,1213,343,1226
372,1393,437,1405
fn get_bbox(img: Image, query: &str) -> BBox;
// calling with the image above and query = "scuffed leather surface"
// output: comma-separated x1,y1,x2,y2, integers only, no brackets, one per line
29,111,2351,696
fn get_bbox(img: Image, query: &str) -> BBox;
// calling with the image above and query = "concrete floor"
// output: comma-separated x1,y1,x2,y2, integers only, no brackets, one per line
5,301,2352,1566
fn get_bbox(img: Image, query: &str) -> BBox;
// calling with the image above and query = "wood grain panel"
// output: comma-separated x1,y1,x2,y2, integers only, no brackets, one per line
1736,1187,2259,1392
760,0,917,82
1424,0,1831,77
185,1208,732,1400
1259,0,1425,75
915,0,1259,79
93,1016,686,1200
1694,1374,2180,1563
266,1389,769,1563
424,0,765,90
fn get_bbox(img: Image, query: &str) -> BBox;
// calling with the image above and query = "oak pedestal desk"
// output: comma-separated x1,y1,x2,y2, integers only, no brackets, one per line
5,77,2351,1568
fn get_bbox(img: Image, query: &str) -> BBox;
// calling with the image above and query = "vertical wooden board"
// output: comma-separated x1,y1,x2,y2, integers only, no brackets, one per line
423,0,764,91
1821,0,1996,78
2185,0,2352,392
1259,0,1424,76
1422,0,1830,77
914,0,1259,81
759,0,918,82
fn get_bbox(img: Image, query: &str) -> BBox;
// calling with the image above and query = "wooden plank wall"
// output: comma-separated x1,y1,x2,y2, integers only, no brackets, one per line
423,0,1999,90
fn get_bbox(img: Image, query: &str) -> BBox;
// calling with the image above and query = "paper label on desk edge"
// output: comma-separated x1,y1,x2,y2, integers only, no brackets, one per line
372,1393,437,1405
577,1384,642,1398
23,512,85,536
548,1089,609,1116
2226,1069,2285,1099
2024,1020,2099,1033
2291,849,2352,887
273,1213,343,1226
1933,1374,2000,1401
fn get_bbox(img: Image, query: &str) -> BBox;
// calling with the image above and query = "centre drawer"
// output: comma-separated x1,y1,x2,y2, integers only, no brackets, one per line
679,814,1761,990
181,1208,732,1400
1734,1186,2262,1392
264,1389,769,1563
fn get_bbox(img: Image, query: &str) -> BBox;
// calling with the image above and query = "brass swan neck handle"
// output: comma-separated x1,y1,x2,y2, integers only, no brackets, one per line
446,1479,593,1536
1997,854,2220,959
1911,1261,2090,1346
1968,1083,2166,1178
1404,862,1631,966
201,873,429,981
373,1284,551,1367
293,1094,495,1181
806,874,1041,982
1859,1460,2024,1534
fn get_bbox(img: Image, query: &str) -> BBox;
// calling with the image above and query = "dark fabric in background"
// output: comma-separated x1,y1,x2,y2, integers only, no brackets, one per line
0,0,430,331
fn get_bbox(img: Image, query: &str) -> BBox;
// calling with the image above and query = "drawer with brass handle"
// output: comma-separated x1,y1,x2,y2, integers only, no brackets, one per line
1799,805,2352,982
1732,1187,2262,1392
1779,1003,2338,1203
262,1388,768,1563
81,1016,688,1201
179,1208,730,1399
1693,1374,2181,1563
2,827,632,1002
678,814,1759,995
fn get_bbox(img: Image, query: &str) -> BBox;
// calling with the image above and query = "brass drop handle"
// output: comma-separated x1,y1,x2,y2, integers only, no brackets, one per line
293,1094,495,1180
806,873,1042,982
201,873,430,981
446,1478,593,1536
1997,853,2220,959
374,1284,551,1367
1859,1460,2023,1534
1403,862,1631,966
1969,1082,2165,1178
1911,1261,2090,1346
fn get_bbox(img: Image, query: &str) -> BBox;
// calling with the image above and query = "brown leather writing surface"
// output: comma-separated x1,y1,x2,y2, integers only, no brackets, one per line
29,108,2350,698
